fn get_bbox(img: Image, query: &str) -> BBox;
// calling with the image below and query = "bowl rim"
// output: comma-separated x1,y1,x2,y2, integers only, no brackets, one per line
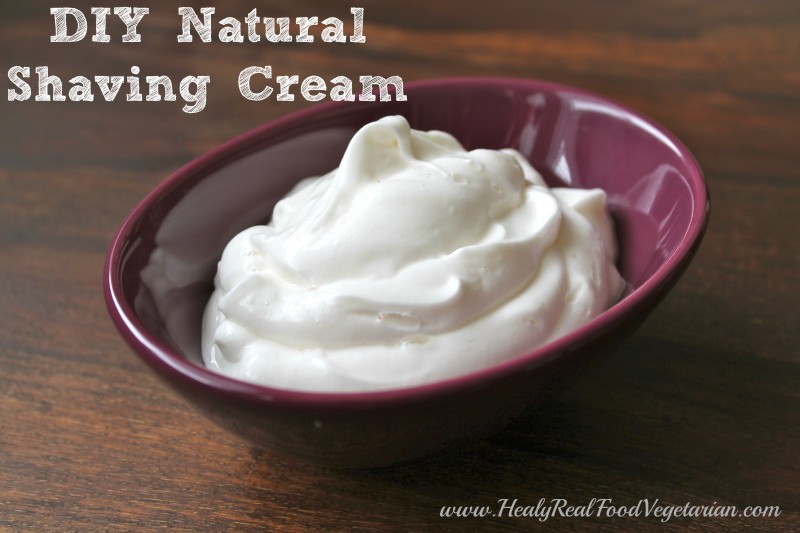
103,76,709,407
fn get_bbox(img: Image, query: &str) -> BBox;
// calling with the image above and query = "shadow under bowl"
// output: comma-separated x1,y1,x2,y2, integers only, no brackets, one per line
104,77,709,468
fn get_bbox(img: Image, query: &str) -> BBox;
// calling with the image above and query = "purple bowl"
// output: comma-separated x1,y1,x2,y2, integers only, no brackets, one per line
104,77,708,468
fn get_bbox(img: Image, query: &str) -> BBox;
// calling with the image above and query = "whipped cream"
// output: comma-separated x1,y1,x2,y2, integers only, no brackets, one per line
202,116,624,392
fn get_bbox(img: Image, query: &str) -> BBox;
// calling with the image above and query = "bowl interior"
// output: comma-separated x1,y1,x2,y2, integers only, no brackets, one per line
109,78,706,385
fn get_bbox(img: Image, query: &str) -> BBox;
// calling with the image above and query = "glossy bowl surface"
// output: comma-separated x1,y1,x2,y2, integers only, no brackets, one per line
104,77,708,467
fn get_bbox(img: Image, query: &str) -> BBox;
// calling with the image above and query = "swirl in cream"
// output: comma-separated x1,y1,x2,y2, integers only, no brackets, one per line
202,116,624,391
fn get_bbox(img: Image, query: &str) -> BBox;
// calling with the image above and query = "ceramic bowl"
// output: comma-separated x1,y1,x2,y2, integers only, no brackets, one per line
104,77,709,468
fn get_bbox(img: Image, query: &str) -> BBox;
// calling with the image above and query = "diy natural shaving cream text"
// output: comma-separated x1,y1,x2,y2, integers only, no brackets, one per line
6,6,405,113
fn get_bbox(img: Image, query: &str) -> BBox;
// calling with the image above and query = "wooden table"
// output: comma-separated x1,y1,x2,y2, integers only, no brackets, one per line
2,1,798,530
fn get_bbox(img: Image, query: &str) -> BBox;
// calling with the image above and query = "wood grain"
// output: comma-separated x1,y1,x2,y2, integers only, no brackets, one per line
2,1,798,530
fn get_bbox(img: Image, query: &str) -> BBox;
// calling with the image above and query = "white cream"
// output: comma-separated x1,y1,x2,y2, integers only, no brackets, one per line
202,116,624,392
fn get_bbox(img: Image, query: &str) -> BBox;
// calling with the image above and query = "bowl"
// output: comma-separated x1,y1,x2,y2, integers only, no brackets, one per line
104,77,709,468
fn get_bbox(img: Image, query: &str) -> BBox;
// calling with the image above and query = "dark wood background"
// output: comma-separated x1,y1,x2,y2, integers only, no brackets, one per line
2,1,798,530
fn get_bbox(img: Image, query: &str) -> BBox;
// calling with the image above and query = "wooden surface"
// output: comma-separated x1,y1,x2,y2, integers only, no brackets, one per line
2,1,798,530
